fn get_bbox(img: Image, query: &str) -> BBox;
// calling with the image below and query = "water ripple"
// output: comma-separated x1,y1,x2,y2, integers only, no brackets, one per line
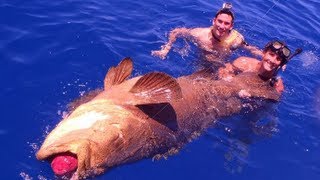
1,0,320,179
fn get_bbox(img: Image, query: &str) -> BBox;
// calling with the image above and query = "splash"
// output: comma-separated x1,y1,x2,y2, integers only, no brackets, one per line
37,175,47,180
23,141,48,179
28,142,39,152
20,172,47,180
57,110,69,119
60,79,90,96
20,172,33,180
300,50,319,68
173,39,191,58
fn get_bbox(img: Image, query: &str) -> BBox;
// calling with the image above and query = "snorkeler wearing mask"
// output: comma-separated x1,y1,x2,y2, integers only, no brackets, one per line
218,40,302,94
152,3,262,67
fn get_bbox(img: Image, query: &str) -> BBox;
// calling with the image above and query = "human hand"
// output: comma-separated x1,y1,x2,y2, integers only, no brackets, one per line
151,50,167,60
218,63,234,81
151,45,170,60
281,65,286,71
238,89,251,98
274,78,284,94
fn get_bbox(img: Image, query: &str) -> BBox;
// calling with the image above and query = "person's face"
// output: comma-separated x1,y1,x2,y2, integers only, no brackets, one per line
212,13,233,38
261,50,282,72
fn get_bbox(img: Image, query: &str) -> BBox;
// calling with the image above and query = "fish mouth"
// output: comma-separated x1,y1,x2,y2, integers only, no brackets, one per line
46,152,79,178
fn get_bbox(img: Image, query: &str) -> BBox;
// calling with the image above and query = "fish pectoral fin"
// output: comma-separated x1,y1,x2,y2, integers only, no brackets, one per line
128,72,182,104
104,57,133,90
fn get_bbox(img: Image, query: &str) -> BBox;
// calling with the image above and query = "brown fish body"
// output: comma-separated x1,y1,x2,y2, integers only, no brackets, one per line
36,58,279,179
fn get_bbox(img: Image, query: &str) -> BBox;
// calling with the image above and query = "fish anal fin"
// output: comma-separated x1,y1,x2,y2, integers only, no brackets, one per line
129,72,182,104
104,57,133,90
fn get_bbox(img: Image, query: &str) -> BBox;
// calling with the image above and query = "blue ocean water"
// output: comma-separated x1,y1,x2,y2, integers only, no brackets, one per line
1,0,320,179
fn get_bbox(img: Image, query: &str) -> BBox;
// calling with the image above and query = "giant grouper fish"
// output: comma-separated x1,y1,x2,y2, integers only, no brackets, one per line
36,57,280,179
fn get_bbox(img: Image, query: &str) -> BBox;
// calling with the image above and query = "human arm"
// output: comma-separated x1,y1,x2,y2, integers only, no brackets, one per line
218,56,257,80
273,78,284,94
238,77,283,100
226,31,262,57
238,79,284,98
231,31,263,57
218,63,236,81
242,43,263,57
151,28,191,59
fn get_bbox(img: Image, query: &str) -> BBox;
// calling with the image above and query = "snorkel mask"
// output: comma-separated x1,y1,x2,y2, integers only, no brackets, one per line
264,40,303,86
222,2,232,9
264,41,302,67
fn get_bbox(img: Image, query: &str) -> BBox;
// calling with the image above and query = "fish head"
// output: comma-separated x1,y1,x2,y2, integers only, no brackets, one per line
36,98,143,179
36,57,183,178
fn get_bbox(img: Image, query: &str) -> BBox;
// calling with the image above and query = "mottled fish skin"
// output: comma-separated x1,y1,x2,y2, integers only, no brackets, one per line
36,58,279,179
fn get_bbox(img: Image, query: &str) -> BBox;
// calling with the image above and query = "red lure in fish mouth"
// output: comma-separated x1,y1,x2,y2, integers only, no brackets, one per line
50,152,78,177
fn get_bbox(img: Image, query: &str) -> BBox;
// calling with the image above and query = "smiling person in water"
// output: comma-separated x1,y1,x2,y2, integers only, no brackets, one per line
152,3,262,67
218,40,302,95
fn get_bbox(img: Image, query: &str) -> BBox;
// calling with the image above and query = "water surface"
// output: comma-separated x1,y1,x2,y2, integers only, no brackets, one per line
1,0,319,179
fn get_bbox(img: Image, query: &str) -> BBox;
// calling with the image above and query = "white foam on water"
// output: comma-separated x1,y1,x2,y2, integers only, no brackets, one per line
27,142,39,152
20,172,47,180
20,172,33,180
300,50,319,68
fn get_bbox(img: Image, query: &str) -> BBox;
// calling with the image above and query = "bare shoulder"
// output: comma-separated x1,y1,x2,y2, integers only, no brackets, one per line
171,27,190,33
189,27,210,37
232,30,244,38
234,56,258,63
233,56,259,72
231,30,244,43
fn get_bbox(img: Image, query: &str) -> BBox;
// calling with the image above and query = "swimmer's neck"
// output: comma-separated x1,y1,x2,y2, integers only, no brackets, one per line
258,73,272,81
258,69,276,81
256,62,275,81
212,33,221,42
210,27,231,43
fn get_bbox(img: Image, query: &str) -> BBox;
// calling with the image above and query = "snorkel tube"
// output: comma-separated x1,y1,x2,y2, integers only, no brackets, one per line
278,47,303,70
270,47,303,86
286,48,303,63
222,2,232,9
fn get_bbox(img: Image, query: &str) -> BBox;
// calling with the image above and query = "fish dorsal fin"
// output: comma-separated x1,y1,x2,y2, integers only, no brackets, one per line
129,72,182,104
104,57,133,90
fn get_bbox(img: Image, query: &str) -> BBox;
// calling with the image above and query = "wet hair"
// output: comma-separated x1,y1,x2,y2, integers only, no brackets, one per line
215,8,235,23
